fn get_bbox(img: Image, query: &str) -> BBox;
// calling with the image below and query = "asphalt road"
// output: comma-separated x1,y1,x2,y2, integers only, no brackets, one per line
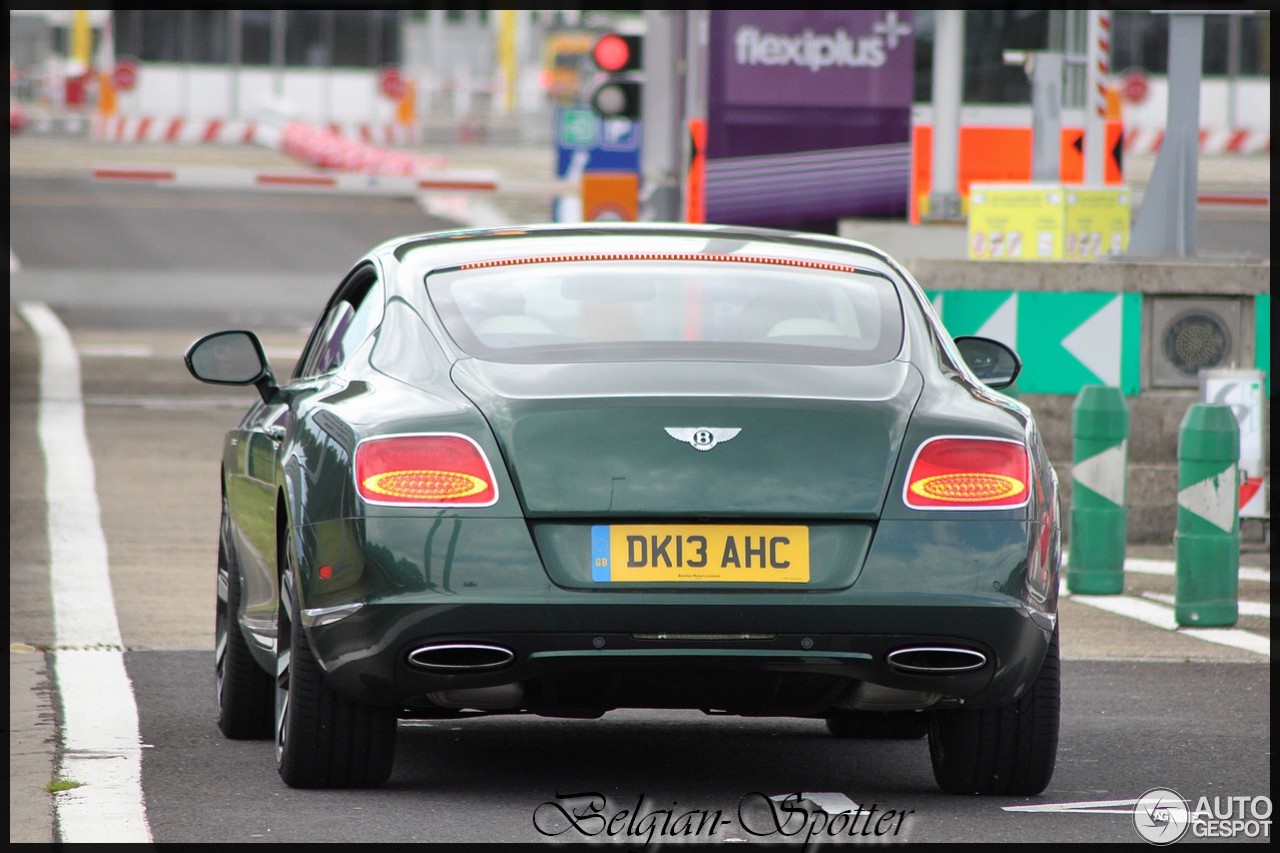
9,136,1271,844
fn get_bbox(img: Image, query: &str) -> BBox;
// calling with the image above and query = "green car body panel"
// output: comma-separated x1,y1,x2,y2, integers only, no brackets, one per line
192,223,1060,767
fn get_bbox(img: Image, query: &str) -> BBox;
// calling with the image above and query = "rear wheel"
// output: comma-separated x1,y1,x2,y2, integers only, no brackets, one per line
275,529,397,789
825,710,928,740
928,627,1060,795
215,495,273,739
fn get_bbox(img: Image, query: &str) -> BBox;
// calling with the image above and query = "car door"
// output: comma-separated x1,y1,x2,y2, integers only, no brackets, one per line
230,263,385,635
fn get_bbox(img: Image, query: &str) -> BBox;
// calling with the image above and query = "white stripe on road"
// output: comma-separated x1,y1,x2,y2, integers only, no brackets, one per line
1067,593,1179,631
19,301,152,844
1144,591,1269,619
1067,555,1270,584
1059,553,1270,656
1063,589,1271,658
1004,798,1141,814
1176,627,1272,657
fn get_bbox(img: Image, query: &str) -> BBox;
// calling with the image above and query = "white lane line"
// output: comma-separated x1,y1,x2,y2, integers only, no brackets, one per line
1067,593,1179,630
77,344,155,358
1144,591,1270,619
1123,557,1270,584
11,247,21,273
1063,589,1271,658
1004,797,1140,814
1177,627,1272,657
18,301,153,844
1065,555,1270,584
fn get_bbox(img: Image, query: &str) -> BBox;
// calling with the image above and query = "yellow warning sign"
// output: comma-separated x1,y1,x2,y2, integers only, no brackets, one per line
967,183,1066,261
1064,188,1131,259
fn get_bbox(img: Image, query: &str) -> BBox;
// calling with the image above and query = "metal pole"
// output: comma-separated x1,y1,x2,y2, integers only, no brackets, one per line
1029,53,1064,182
640,10,682,222
681,9,709,223
1226,14,1241,132
1127,12,1204,257
229,10,241,120
271,9,286,100
428,9,445,121
927,10,964,221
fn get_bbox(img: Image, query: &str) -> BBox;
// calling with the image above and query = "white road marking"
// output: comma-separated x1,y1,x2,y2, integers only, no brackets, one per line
769,792,862,814
1067,593,1179,630
1066,555,1270,584
18,301,153,844
1004,797,1140,814
1063,590,1271,658
77,344,155,358
11,247,21,273
1176,627,1272,657
1144,591,1269,619
83,394,252,410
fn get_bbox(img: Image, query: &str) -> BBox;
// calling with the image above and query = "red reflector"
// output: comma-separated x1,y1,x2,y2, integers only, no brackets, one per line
355,434,497,506
904,437,1029,510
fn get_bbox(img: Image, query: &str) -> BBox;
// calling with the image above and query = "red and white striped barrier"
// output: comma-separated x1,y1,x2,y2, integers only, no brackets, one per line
92,115,264,145
320,122,423,147
1124,127,1271,155
90,115,424,149
90,164,500,195
278,121,446,177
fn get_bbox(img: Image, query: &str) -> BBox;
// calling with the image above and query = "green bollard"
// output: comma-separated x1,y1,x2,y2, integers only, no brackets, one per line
1175,404,1240,627
1068,385,1129,594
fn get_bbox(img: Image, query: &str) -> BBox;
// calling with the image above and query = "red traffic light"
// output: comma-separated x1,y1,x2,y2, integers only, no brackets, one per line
591,33,642,73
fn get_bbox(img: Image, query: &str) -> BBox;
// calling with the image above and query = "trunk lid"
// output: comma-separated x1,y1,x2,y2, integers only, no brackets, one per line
451,358,922,518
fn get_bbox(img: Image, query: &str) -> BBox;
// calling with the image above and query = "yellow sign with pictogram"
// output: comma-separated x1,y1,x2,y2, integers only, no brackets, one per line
1063,188,1131,259
967,183,1066,261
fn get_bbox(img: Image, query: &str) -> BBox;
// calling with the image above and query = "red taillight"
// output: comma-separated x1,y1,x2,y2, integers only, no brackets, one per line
904,437,1030,510
355,434,497,507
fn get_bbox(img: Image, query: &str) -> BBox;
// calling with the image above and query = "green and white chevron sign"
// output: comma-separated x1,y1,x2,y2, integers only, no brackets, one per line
925,290,1142,395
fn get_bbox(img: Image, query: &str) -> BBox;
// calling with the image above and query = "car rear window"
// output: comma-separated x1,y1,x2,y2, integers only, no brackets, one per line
425,255,904,365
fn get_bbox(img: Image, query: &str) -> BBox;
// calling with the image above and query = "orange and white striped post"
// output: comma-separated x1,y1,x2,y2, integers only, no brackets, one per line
1085,10,1112,185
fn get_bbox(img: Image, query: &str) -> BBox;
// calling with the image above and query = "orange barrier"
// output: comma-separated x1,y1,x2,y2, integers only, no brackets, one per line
910,120,1125,223
685,119,707,224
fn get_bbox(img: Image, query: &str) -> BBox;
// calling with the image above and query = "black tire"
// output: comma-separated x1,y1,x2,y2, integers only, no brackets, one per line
275,529,397,789
215,494,273,739
825,710,928,740
928,627,1061,795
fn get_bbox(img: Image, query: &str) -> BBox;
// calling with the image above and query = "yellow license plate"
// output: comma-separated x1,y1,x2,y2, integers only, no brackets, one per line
590,524,809,583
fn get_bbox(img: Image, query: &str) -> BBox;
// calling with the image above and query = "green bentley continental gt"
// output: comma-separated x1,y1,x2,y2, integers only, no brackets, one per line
186,222,1061,794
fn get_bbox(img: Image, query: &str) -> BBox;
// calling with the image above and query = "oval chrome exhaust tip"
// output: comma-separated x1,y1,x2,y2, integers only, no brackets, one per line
407,643,515,672
886,646,987,674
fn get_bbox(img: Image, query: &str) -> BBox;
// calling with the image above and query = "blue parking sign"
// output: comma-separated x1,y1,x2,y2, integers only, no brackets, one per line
555,108,641,178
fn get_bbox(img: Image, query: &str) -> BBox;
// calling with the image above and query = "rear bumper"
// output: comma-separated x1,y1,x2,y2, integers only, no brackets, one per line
308,594,1054,715
295,514,1058,715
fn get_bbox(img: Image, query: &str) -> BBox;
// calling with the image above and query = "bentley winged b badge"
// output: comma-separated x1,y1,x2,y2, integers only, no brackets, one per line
664,427,741,452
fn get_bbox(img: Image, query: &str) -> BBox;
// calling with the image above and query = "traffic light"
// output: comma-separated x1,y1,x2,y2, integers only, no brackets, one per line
587,32,642,121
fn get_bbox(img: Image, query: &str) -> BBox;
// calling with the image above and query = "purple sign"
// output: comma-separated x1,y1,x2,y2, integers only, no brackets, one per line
721,10,915,109
705,10,915,226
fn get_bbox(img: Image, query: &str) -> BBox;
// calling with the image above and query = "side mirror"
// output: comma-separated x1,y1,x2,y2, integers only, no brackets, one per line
953,336,1021,390
184,330,280,403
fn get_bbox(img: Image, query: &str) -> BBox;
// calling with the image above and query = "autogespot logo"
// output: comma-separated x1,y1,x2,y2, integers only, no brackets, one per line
1133,788,1191,845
